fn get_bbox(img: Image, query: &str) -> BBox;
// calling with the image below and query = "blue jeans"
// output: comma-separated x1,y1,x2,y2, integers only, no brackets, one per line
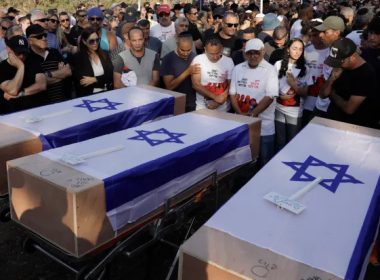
260,134,275,167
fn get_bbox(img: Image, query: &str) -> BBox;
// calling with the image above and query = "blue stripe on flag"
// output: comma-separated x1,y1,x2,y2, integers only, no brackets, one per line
103,124,250,212
345,175,380,280
39,97,174,150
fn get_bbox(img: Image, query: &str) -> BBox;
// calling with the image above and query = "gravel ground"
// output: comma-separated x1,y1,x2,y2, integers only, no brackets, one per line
1,164,380,280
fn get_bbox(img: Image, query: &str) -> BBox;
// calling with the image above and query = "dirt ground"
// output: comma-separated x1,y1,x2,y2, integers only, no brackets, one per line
1,165,380,280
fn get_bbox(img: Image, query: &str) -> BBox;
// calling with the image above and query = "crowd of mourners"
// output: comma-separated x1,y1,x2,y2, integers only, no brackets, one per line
1,0,380,166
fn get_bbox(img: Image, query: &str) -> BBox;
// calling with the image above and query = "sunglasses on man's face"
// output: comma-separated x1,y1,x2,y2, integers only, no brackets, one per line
213,15,223,20
60,18,70,23
87,38,100,45
90,17,103,22
49,19,58,24
225,22,239,28
36,18,48,23
30,33,48,40
78,14,87,18
1,25,8,31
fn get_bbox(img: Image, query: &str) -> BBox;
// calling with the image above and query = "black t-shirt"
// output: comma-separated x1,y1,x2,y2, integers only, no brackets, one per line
188,21,202,42
361,48,380,95
327,62,377,127
160,51,196,111
211,32,238,57
0,58,45,114
67,25,83,46
28,48,66,104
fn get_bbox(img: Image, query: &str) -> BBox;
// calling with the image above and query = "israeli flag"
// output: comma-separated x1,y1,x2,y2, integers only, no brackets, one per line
0,87,175,149
205,119,380,280
42,113,252,230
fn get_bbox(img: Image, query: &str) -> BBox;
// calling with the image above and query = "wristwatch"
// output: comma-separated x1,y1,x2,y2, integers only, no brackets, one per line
18,90,25,97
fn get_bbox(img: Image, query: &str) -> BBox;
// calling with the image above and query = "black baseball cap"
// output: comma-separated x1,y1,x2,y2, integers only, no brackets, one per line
5,36,29,54
324,38,357,68
26,24,46,38
123,7,138,23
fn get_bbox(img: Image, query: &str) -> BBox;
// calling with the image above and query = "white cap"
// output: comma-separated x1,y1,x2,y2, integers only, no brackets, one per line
255,13,265,19
245,39,264,52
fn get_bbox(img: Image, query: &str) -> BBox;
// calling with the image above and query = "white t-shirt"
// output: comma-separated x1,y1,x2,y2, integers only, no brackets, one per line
346,30,363,47
274,61,313,118
229,60,279,136
192,54,234,112
0,38,8,62
303,44,329,111
290,19,302,40
315,62,332,112
150,22,176,42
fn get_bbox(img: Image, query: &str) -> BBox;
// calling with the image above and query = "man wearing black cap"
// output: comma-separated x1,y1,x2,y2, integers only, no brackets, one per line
320,38,376,127
0,35,46,114
26,24,72,103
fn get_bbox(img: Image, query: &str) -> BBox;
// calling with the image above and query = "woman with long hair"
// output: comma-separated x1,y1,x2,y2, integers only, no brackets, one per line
274,38,313,150
71,27,114,97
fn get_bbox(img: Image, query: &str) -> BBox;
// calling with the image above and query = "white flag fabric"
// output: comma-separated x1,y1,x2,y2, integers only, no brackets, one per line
42,113,252,230
204,121,380,280
0,87,175,149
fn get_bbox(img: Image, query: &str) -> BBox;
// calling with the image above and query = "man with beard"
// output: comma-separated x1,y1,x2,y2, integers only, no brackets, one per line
320,38,376,128
313,16,345,117
150,4,176,42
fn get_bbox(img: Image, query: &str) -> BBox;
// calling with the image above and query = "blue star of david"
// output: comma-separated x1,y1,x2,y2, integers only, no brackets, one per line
128,128,186,146
74,98,123,112
283,155,363,193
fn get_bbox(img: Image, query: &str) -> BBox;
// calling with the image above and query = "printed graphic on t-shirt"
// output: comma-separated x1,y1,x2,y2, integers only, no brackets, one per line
205,81,228,96
277,87,299,106
308,75,325,97
236,94,257,113
237,77,261,89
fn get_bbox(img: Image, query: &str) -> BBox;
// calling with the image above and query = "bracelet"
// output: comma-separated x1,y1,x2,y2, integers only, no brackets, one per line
18,90,25,97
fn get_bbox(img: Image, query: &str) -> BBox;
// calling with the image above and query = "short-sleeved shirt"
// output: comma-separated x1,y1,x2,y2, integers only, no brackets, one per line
304,44,330,111
191,54,234,112
328,62,376,127
0,58,45,114
160,51,196,111
229,60,279,136
274,61,313,118
27,48,66,104
150,22,176,42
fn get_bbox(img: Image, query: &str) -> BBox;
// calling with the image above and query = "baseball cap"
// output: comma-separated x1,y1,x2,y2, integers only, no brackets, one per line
5,35,29,54
262,13,280,31
26,24,46,38
324,38,357,68
157,4,171,14
123,7,138,22
87,7,104,19
315,16,345,32
245,38,264,52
